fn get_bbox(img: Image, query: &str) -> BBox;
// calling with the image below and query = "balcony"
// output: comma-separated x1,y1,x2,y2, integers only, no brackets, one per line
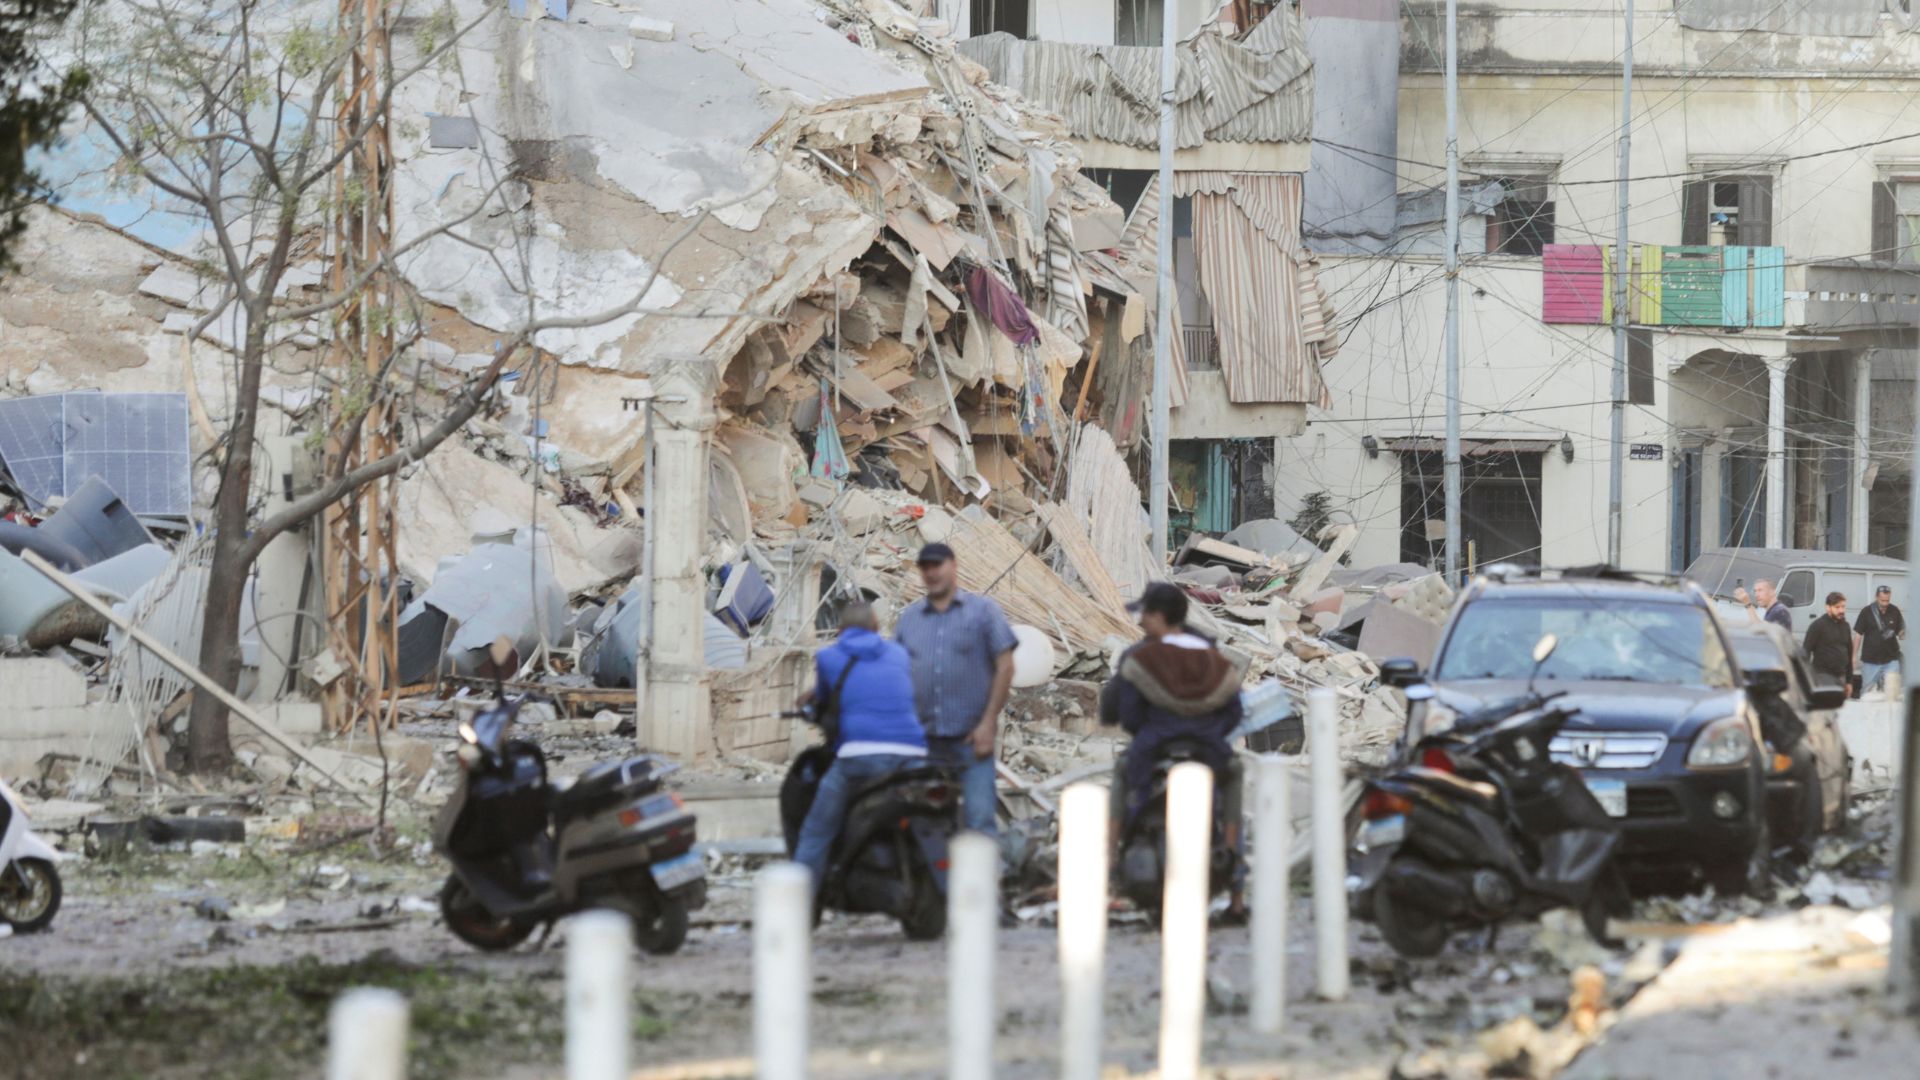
1803,260,1920,331
1182,325,1221,371
1541,243,1784,329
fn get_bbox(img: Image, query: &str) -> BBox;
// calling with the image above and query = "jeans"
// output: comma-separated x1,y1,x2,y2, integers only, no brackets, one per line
1862,659,1900,693
927,736,998,836
793,754,921,892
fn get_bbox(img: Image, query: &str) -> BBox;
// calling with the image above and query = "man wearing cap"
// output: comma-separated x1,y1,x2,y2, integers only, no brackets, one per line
894,542,1018,836
1101,582,1250,919
1804,591,1856,692
1854,585,1905,695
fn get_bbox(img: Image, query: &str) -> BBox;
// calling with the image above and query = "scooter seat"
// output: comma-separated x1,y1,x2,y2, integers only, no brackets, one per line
1407,764,1500,805
554,757,660,819
848,763,954,805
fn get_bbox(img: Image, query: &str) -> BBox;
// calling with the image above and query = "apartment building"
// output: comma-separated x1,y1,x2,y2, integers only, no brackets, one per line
1295,0,1920,571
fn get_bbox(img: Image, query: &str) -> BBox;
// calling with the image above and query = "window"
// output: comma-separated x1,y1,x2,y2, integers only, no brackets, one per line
969,0,1030,37
1871,178,1920,263
1628,327,1654,405
1115,0,1163,46
1399,451,1543,569
1779,570,1815,609
1681,174,1772,246
1484,175,1555,256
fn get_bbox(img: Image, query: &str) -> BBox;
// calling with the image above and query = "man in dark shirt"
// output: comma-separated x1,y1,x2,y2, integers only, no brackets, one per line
1853,584,1905,694
1803,591,1855,690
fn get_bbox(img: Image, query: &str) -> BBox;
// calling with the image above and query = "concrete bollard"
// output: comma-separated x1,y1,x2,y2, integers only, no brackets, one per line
1308,687,1349,1001
327,987,408,1080
1158,761,1214,1080
566,910,631,1080
1250,755,1291,1033
754,862,812,1080
1057,783,1109,1080
948,831,999,1080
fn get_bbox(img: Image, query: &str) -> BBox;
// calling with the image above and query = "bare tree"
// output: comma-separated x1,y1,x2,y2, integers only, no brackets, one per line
63,0,705,771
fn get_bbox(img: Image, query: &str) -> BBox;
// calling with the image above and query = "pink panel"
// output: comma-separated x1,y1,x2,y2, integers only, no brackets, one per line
1541,243,1606,324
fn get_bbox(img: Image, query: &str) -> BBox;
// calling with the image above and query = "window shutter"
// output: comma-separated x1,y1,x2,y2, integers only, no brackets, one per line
1681,181,1709,245
1872,180,1897,259
1628,328,1654,405
1737,175,1772,247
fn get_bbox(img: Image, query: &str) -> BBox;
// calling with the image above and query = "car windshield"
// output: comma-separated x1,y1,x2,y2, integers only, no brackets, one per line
1435,594,1736,688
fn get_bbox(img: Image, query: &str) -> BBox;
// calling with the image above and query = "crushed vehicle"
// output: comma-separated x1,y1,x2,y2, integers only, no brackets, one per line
1723,623,1851,861
1405,567,1774,895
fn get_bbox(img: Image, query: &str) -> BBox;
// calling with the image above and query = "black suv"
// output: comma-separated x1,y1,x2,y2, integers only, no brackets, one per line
1413,569,1770,894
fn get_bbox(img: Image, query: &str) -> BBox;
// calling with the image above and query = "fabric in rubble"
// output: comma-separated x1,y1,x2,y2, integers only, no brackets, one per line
966,266,1042,346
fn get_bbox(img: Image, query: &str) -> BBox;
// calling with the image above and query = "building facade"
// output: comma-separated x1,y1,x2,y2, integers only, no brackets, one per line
1293,0,1920,573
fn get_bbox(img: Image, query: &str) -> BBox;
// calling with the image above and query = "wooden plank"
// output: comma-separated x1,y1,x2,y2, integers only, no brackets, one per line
1542,243,1608,324
900,511,1138,652
1721,244,1749,327
1753,245,1786,327
1037,502,1131,617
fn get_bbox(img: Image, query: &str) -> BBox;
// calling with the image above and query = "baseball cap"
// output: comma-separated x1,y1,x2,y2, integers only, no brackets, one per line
916,542,956,565
1126,581,1189,625
1878,584,1892,595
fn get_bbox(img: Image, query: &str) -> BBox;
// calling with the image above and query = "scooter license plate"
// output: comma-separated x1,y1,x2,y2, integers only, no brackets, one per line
1586,777,1629,818
1359,814,1405,850
650,851,705,892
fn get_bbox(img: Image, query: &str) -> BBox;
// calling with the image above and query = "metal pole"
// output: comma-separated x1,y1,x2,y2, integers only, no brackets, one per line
1150,0,1176,568
948,832,998,1080
1607,0,1635,566
566,911,631,1080
1158,761,1213,1080
327,988,408,1080
1058,783,1109,1080
754,862,811,1080
1308,688,1349,1000
1442,0,1462,583
1250,755,1291,1034
1893,371,1920,1010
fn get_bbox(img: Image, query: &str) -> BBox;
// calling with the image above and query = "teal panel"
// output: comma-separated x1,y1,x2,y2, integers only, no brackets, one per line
1721,244,1749,327
1660,246,1724,326
1752,246,1785,327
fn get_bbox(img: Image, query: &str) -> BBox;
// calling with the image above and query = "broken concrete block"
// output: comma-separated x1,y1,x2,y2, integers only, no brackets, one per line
629,15,673,40
797,478,837,509
1300,586,1345,621
916,504,954,543
839,488,888,535
8,657,87,710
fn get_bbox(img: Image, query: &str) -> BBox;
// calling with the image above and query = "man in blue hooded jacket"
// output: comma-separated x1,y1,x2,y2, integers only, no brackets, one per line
792,602,928,891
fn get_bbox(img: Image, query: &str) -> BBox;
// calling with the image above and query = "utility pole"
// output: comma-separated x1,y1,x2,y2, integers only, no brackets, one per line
1149,0,1175,568
1607,0,1634,567
1895,371,1920,1010
1442,0,1461,583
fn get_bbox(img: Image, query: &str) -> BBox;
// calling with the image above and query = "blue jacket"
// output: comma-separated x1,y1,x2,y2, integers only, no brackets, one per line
815,627,927,753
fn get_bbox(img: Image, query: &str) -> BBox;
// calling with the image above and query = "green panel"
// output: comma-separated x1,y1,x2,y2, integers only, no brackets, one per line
1660,245,1724,327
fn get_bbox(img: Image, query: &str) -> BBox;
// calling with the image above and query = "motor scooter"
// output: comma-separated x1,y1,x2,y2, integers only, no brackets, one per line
1350,634,1629,957
779,710,959,940
0,776,61,934
434,637,707,953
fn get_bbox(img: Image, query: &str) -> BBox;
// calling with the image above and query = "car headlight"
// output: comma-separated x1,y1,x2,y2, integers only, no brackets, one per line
1686,716,1752,769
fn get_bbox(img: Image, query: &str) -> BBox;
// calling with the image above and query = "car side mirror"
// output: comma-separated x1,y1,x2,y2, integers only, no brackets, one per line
1744,668,1789,695
1380,658,1425,689
1808,684,1848,710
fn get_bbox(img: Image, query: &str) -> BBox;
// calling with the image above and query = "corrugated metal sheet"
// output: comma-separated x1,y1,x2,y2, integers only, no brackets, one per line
1174,172,1334,407
954,12,1313,151
1542,244,1607,324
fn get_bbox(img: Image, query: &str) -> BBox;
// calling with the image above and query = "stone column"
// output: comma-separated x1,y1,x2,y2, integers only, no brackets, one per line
1764,356,1791,550
639,357,718,760
1854,352,1874,554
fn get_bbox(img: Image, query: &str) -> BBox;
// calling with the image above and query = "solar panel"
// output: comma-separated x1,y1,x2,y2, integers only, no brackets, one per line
0,392,192,516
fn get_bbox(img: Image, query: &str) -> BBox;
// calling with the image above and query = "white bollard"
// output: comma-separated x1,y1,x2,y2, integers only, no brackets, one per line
566,909,631,1080
754,862,812,1080
1158,761,1214,1080
948,831,999,1080
1308,687,1349,1001
1250,755,1291,1033
327,987,408,1080
1057,783,1109,1080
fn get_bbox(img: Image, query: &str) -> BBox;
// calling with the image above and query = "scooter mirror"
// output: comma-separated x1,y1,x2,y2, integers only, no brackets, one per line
1531,633,1559,664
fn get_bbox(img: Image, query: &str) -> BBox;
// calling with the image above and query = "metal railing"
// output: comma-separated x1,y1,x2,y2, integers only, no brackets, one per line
1182,325,1220,371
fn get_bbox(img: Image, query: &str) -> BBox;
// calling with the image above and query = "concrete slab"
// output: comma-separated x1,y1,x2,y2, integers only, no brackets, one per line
1838,698,1902,784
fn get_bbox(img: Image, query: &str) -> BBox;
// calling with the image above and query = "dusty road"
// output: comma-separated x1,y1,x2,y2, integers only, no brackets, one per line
5,826,1638,1080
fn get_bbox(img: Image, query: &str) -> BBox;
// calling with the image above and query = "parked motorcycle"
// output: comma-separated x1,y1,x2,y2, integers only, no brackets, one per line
778,710,958,940
1350,634,1628,958
434,637,706,953
0,776,61,934
1116,738,1243,923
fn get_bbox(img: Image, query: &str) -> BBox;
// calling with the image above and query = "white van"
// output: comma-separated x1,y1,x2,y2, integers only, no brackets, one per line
1683,548,1908,632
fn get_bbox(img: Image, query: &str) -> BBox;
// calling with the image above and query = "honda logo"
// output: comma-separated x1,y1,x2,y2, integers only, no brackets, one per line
1572,737,1606,766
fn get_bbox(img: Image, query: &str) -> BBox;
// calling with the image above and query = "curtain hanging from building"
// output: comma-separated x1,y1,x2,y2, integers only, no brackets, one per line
1173,171,1337,407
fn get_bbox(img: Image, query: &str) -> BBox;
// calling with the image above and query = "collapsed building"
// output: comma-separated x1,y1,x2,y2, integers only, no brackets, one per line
0,0,1425,791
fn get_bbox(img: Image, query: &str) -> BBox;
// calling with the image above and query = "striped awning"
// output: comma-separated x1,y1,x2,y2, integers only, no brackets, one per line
1174,171,1336,407
1383,438,1559,456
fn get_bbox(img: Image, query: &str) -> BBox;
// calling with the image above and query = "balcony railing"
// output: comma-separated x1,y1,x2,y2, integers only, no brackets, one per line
1183,325,1220,371
1803,260,1920,331
1541,243,1784,329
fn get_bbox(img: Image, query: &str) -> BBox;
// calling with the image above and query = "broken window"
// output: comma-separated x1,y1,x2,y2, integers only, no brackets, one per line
1083,167,1153,218
1681,174,1772,246
1871,177,1920,263
970,0,1031,37
1115,0,1163,46
1484,175,1555,256
1399,450,1544,569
